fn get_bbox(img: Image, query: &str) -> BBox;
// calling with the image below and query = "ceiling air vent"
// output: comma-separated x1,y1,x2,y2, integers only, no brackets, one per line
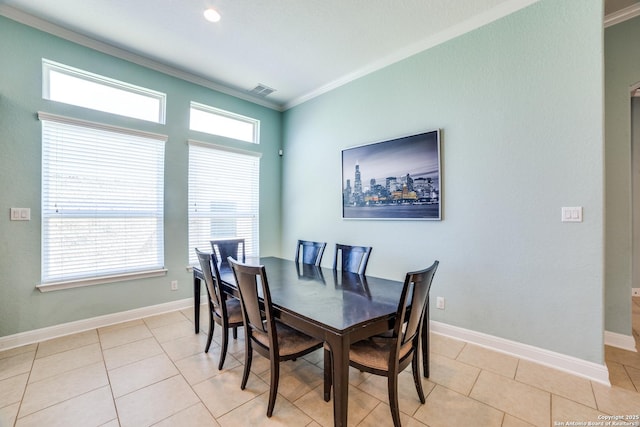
249,84,276,98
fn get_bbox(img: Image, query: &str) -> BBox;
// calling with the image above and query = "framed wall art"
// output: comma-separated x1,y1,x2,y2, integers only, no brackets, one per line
341,129,441,220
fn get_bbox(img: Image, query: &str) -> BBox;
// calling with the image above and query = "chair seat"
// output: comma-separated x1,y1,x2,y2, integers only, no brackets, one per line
253,322,322,357
349,337,413,371
215,297,243,324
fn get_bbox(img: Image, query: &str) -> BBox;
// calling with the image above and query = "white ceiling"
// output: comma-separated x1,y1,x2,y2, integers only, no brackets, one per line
0,0,636,110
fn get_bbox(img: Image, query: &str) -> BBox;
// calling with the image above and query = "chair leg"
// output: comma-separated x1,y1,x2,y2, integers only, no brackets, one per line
241,343,252,390
388,373,401,427
205,311,214,353
232,326,238,340
412,353,426,403
323,348,332,402
423,307,430,378
218,326,229,370
267,359,280,417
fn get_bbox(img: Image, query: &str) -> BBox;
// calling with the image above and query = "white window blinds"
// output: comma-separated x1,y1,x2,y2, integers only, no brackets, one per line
188,140,260,265
40,113,166,287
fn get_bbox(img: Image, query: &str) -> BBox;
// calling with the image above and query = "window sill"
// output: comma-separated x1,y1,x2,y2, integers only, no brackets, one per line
37,269,168,292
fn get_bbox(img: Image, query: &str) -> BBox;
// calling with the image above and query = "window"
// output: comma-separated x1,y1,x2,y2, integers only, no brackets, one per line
188,140,260,265
43,59,166,123
190,102,259,143
40,113,166,290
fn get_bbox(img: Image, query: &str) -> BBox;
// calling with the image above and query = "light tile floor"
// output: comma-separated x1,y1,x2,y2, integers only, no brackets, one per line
605,296,640,393
1,304,640,427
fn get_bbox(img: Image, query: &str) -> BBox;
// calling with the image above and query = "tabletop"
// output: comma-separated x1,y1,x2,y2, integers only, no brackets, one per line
216,257,404,334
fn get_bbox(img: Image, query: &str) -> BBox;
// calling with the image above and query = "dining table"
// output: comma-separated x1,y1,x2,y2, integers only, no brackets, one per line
192,256,417,427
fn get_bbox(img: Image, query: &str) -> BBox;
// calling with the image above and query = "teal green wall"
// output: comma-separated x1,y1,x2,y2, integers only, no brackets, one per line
283,0,605,362
1,0,614,365
604,15,640,336
0,16,282,337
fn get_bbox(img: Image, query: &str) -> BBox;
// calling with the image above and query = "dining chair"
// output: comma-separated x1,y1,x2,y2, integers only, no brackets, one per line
195,248,243,370
210,238,246,266
332,243,372,275
294,239,327,266
228,257,324,417
324,260,439,427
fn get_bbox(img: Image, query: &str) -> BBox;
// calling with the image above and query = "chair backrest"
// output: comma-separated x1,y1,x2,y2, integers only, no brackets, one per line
395,261,439,350
227,257,277,350
195,248,226,316
211,238,246,265
332,244,372,275
295,240,327,266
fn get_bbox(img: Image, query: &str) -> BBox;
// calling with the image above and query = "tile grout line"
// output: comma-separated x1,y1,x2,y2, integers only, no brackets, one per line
11,343,38,427
152,308,260,425
5,309,640,426
159,313,220,425
623,364,640,393
16,339,111,424
98,327,121,426
458,347,611,415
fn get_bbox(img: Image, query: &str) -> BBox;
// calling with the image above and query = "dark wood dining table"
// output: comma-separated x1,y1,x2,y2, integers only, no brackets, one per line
192,257,409,427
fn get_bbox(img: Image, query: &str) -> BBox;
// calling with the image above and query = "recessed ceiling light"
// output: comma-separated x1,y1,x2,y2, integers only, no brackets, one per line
203,8,221,23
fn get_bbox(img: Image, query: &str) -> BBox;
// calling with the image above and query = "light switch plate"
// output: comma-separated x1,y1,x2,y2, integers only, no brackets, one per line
10,208,30,221
561,207,582,222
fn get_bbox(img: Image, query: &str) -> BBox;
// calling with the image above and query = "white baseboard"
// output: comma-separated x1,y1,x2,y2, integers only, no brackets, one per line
431,321,611,386
604,330,638,352
0,301,616,387
0,298,194,352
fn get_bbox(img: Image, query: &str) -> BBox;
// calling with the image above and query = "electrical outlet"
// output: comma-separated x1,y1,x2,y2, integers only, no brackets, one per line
436,296,445,310
633,288,640,297
171,280,178,291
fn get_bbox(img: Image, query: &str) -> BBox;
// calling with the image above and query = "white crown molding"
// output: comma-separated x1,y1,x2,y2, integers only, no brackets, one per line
284,0,540,110
605,3,640,28
431,321,611,386
0,5,282,111
604,330,638,352
0,298,195,352
4,1,631,111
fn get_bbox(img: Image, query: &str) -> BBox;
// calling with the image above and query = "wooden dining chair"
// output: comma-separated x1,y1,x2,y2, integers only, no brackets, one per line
195,249,243,370
228,257,324,417
332,243,372,275
210,238,246,266
294,239,327,266
324,261,439,427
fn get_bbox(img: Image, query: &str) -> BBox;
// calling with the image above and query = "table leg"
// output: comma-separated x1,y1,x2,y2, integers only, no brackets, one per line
193,272,201,334
326,335,349,427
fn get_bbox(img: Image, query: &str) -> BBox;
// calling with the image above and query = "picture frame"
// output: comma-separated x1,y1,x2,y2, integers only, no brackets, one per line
341,129,441,220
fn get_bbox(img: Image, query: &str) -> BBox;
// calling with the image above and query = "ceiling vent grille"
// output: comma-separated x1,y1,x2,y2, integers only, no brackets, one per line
249,84,276,97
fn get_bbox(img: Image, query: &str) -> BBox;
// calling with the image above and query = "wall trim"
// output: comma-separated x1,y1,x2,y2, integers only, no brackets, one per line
431,321,611,386
0,5,281,111
0,303,615,387
604,330,638,352
604,3,640,28
0,298,194,352
284,0,540,109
